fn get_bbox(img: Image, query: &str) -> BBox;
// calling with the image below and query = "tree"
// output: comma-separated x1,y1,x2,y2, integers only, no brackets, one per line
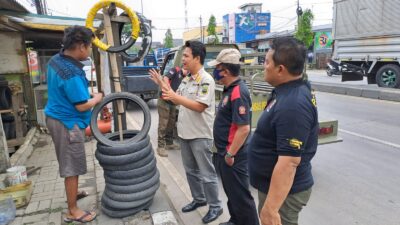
295,8,314,78
164,28,174,48
207,15,219,44
121,23,132,44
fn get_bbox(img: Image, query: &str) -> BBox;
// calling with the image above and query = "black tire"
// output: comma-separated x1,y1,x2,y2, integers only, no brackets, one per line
104,169,157,186
104,180,159,202
101,192,154,210
101,149,155,171
326,69,333,77
97,130,150,156
101,200,152,218
119,12,152,63
106,170,160,194
103,157,156,179
95,142,152,166
90,92,151,147
376,64,400,88
0,86,12,109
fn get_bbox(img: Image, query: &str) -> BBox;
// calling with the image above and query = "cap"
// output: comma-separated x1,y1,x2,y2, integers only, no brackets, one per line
207,48,242,67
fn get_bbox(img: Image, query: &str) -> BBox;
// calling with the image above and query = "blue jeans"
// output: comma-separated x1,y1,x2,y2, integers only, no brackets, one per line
179,138,221,208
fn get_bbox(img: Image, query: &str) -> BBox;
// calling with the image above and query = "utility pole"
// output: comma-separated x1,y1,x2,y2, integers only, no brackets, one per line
199,16,203,43
34,0,43,14
184,0,188,30
140,0,143,14
296,0,303,30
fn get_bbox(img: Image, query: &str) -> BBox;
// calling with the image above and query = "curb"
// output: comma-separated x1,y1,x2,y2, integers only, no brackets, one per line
310,82,400,102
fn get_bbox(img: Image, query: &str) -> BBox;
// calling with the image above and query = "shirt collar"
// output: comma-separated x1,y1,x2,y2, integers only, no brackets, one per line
274,78,305,94
59,48,84,69
223,78,241,91
188,67,204,82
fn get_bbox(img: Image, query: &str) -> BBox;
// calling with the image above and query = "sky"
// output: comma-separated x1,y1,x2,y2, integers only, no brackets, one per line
21,0,333,42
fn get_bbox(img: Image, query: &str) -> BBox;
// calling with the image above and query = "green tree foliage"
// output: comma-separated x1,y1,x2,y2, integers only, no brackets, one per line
207,15,219,44
121,23,132,44
295,9,314,48
295,9,314,77
164,28,174,48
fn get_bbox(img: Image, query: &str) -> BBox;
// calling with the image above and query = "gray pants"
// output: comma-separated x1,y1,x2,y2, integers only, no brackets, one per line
46,117,87,178
180,138,221,208
258,188,312,225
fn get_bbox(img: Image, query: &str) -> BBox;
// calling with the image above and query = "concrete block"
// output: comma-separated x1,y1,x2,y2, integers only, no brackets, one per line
379,90,400,102
50,201,66,210
362,89,380,99
346,87,363,97
37,199,51,211
9,216,22,225
25,201,39,214
21,213,49,224
152,211,178,225
48,212,61,225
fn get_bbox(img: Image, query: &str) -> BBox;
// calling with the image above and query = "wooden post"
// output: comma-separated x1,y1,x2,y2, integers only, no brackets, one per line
0,116,10,173
102,6,124,140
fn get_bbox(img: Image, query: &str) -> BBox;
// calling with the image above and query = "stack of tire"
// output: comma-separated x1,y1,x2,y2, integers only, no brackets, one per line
92,93,159,218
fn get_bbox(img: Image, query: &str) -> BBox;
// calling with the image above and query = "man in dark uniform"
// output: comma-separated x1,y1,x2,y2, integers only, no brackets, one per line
208,49,259,225
248,37,319,225
156,66,187,157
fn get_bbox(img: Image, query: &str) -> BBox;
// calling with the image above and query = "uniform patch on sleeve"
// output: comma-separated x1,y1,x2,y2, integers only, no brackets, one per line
239,106,246,115
288,138,303,150
201,83,210,95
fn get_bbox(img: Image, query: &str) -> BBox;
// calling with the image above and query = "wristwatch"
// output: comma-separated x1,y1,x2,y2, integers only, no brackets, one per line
225,152,235,158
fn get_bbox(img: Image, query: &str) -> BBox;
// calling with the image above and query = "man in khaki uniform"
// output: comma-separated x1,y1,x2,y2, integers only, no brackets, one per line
150,41,222,224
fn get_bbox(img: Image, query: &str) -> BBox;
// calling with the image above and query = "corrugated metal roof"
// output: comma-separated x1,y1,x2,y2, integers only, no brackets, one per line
0,10,101,31
0,0,29,13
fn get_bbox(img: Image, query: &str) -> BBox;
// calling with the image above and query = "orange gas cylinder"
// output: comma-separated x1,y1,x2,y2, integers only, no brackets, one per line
85,119,111,136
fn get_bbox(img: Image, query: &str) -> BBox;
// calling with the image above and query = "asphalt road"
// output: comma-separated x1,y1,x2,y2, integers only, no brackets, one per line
128,91,400,225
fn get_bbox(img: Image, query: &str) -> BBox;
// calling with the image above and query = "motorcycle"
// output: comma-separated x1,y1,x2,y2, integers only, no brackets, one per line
326,59,341,76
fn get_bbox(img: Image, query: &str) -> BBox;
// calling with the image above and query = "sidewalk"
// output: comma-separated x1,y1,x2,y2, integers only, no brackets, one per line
9,133,178,225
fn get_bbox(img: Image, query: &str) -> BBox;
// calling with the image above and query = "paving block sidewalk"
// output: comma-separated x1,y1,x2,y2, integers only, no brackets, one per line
10,133,178,225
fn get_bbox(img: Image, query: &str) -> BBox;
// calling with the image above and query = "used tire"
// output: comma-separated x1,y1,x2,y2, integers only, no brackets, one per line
104,169,157,186
376,64,400,88
95,143,152,166
97,130,150,155
0,87,12,109
90,92,151,147
101,190,156,209
103,157,156,179
104,180,159,202
101,199,153,218
101,149,154,171
106,170,160,194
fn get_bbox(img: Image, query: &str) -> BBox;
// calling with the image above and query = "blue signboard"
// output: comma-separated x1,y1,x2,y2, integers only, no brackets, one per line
235,13,270,43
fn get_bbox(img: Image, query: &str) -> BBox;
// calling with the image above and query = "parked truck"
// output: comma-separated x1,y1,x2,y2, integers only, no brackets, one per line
332,0,400,88
121,53,159,101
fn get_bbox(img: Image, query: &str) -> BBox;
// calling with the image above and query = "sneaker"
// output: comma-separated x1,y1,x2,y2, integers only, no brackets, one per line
165,143,180,150
157,147,168,157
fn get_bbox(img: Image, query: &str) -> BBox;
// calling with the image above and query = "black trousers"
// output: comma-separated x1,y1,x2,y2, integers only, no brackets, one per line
215,151,259,225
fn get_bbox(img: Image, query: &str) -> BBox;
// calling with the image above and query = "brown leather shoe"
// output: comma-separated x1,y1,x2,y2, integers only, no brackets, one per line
157,147,168,157
165,143,180,150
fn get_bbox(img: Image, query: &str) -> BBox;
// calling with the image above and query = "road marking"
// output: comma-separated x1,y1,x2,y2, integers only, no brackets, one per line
339,128,400,149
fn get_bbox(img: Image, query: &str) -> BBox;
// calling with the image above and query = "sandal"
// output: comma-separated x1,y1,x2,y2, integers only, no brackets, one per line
77,190,89,200
64,210,97,223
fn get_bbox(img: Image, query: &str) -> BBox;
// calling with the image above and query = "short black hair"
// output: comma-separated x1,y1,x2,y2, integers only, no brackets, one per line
185,41,206,65
270,37,306,75
220,63,240,77
62,26,94,50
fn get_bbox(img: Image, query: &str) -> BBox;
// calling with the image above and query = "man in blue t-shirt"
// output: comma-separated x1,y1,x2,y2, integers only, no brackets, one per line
45,26,102,223
248,37,319,225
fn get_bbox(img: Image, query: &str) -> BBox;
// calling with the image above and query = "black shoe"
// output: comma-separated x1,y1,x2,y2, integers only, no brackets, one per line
181,201,207,213
219,222,236,225
202,207,223,224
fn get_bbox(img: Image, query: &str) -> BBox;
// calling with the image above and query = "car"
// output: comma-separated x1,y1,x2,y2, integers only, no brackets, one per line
81,57,96,86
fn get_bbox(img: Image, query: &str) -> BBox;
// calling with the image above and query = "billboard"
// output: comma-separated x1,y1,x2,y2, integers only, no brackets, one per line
314,32,333,50
235,13,271,43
